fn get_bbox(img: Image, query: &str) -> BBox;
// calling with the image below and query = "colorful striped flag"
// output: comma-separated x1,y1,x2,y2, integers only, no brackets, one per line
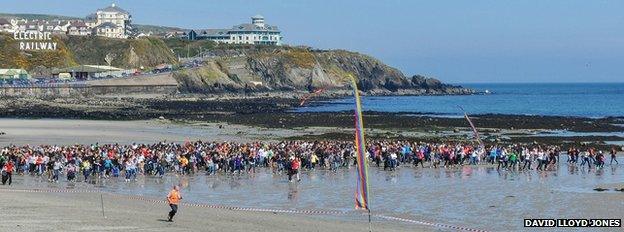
458,106,483,146
351,77,370,211
299,88,325,106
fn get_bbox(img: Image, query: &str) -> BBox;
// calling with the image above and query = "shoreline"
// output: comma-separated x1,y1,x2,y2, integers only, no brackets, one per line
0,95,623,149
0,116,623,150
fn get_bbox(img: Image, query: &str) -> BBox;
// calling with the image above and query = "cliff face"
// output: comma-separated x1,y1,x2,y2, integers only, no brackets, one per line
174,46,473,95
64,36,177,69
0,33,470,95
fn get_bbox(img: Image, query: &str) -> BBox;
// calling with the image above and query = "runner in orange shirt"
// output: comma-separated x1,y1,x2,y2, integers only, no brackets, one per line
166,185,183,222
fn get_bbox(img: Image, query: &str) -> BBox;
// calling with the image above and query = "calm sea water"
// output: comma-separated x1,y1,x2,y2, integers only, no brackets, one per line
297,83,624,118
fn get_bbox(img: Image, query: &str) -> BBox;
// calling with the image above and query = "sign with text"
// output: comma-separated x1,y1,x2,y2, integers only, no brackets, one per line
525,219,621,228
13,32,58,50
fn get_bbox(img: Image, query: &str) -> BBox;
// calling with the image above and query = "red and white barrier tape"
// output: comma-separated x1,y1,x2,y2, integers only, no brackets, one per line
0,188,487,232
377,215,488,232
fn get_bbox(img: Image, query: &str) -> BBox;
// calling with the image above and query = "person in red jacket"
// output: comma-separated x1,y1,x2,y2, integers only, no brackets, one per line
2,160,14,185
289,157,301,182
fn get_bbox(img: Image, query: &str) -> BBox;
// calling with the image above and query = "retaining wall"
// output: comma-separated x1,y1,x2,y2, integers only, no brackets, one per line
0,73,178,98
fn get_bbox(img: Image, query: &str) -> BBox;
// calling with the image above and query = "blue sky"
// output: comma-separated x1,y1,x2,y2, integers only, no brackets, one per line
2,0,623,83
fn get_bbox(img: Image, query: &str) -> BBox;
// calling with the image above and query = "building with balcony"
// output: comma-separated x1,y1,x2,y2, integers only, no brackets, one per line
188,15,282,45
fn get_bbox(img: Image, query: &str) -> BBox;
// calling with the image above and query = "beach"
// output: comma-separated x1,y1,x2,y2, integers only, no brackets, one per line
0,89,622,232
2,162,623,231
0,188,424,232
0,118,311,146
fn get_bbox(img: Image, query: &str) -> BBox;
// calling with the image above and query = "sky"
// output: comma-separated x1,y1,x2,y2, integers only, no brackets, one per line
2,0,623,83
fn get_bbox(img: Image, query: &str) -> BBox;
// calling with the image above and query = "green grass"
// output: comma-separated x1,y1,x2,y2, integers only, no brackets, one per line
164,38,216,58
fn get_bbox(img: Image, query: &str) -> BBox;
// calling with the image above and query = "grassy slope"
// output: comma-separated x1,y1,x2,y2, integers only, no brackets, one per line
0,33,178,70
0,33,77,70
164,38,216,58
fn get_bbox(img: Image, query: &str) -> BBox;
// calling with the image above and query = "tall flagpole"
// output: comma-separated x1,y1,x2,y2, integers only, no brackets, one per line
349,74,372,232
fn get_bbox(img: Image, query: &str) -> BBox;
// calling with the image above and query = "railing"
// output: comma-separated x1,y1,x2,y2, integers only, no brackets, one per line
0,82,90,88
0,71,175,88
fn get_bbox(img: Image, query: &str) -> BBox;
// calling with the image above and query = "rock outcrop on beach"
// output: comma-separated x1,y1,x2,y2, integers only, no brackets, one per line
174,46,473,95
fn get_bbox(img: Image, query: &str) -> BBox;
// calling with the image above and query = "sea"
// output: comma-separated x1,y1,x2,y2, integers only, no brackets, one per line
296,83,624,118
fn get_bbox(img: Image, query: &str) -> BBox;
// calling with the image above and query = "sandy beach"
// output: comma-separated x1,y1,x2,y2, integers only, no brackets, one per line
0,118,310,146
0,118,622,232
0,188,426,232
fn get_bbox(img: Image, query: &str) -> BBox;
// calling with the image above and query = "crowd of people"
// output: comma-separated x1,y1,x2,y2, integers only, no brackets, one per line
0,140,621,185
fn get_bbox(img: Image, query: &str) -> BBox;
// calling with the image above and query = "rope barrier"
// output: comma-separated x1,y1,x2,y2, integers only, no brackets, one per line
0,187,487,232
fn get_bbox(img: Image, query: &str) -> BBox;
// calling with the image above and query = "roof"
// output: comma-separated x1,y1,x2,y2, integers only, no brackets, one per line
196,29,230,36
230,23,280,32
252,15,264,19
69,21,87,27
0,69,29,78
95,22,119,28
0,18,10,25
98,4,130,14
53,65,123,74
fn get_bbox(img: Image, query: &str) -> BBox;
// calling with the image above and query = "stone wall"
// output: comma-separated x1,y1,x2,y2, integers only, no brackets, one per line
0,85,178,98
0,73,178,98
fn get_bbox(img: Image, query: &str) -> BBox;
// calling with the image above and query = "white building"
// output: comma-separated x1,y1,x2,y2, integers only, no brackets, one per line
92,3,132,38
10,19,68,35
67,21,91,36
0,18,13,33
41,20,70,35
1,4,132,38
188,15,282,45
93,22,125,38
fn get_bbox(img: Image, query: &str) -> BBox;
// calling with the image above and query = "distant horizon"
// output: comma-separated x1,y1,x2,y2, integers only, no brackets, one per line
1,0,623,83
454,81,624,84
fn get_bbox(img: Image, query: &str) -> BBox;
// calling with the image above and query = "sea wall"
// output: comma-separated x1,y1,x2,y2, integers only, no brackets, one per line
0,85,178,98
0,73,178,98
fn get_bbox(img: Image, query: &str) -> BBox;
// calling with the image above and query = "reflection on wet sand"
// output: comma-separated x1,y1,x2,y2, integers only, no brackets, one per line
10,163,623,231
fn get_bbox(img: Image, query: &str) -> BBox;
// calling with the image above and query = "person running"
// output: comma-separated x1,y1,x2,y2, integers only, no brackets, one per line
66,162,77,182
580,150,591,169
289,157,301,182
2,160,14,185
596,151,605,169
521,148,532,170
51,159,62,182
611,148,619,165
508,150,518,171
166,185,183,222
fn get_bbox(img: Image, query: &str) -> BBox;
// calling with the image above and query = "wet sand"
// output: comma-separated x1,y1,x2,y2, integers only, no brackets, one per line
5,164,624,232
1,118,622,150
0,118,307,146
1,118,623,231
0,189,425,232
